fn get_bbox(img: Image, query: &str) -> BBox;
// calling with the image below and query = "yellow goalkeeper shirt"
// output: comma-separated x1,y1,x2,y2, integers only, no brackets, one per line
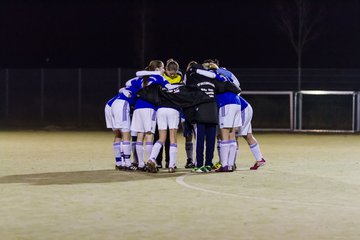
164,73,182,84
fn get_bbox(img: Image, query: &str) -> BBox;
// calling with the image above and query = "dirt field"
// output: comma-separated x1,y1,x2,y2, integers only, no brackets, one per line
1,131,360,240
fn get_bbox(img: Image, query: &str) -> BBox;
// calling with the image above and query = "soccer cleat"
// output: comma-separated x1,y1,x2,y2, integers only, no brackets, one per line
168,167,176,173
212,162,222,170
215,166,230,172
184,159,195,168
192,166,209,173
131,162,138,168
115,165,123,171
192,167,205,173
137,166,148,172
191,167,200,172
194,168,205,173
122,166,130,171
250,159,266,170
200,166,210,173
126,165,146,171
205,165,212,172
127,165,138,171
185,162,195,168
147,160,158,173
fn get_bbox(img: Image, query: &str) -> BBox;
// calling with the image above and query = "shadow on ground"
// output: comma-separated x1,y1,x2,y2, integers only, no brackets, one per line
0,169,190,186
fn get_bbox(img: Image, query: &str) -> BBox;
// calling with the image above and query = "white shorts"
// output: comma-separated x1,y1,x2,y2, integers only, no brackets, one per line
104,99,130,131
236,105,253,136
156,108,180,130
219,104,242,129
131,108,156,133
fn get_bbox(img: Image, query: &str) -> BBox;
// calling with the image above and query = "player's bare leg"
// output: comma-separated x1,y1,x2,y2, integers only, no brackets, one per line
243,133,266,170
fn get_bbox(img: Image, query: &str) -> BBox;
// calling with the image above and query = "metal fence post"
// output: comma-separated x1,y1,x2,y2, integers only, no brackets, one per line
299,92,303,130
357,92,360,132
290,91,294,131
352,92,356,132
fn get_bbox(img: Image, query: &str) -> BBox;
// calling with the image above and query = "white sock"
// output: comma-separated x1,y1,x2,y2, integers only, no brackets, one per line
169,144,178,168
250,143,263,161
185,142,193,161
228,140,237,167
122,141,131,167
113,142,121,166
145,142,153,161
220,141,230,167
149,141,163,161
235,146,239,165
136,142,144,167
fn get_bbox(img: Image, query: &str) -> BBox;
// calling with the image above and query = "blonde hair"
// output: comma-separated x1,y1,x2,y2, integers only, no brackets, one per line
203,59,219,70
186,60,197,71
166,58,179,72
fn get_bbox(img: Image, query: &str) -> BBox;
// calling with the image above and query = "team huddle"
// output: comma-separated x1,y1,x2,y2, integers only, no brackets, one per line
105,59,266,173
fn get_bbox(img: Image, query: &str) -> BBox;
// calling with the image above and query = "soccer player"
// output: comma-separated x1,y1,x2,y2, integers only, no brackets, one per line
145,59,183,173
185,61,224,173
104,83,136,170
154,59,183,169
205,60,242,172
235,96,266,170
130,60,173,173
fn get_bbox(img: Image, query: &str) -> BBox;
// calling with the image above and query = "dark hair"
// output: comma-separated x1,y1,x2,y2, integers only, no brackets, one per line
143,60,164,87
145,60,163,71
203,59,220,66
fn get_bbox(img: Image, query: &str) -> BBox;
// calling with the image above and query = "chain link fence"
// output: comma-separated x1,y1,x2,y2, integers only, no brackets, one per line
1,68,360,130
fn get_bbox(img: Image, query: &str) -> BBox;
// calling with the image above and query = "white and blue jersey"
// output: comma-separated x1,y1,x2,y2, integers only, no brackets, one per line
106,77,139,107
128,74,169,110
213,68,241,108
239,95,249,110
216,68,240,89
106,94,119,107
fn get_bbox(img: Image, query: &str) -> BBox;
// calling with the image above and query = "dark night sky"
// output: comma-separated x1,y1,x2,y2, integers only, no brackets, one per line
0,0,359,69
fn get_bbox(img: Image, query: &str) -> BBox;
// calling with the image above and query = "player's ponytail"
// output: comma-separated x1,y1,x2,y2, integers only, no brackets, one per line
142,60,164,87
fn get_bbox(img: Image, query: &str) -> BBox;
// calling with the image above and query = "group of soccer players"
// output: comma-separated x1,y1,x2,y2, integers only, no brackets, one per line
105,59,266,173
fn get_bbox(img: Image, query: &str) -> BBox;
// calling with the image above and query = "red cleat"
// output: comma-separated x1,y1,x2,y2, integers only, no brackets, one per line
250,159,266,170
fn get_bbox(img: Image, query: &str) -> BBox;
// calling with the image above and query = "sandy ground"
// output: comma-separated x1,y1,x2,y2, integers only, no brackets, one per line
1,131,360,240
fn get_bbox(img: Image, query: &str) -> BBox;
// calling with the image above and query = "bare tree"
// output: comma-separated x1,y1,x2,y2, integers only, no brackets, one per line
276,0,324,90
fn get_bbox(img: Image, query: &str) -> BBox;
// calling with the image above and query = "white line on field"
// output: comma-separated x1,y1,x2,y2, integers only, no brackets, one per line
176,174,360,210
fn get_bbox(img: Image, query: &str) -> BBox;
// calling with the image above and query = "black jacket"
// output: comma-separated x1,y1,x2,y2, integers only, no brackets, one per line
136,66,241,125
